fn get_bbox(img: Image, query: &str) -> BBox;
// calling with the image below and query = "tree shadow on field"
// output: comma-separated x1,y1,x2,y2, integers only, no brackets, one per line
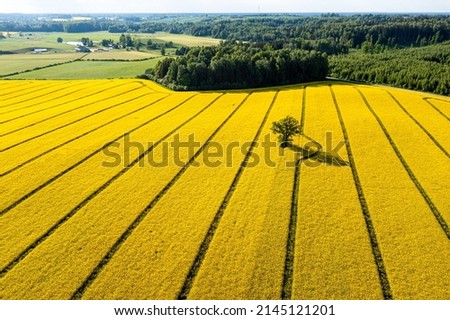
287,138,350,167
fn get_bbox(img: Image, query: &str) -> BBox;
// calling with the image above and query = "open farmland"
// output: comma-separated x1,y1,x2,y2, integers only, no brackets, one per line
0,31,221,53
0,80,449,300
0,53,82,76
0,31,220,79
5,59,162,79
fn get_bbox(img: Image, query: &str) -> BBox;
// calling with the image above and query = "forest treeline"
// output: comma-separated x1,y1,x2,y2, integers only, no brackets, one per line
143,43,328,90
1,14,449,51
329,42,450,95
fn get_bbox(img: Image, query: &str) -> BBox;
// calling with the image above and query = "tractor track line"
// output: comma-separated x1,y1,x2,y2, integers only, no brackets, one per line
384,91,449,158
356,87,450,239
71,93,251,300
0,81,42,95
0,80,94,113
281,87,306,300
0,82,58,100
331,85,393,300
0,84,145,137
0,81,137,124
0,94,190,217
1,94,168,177
0,94,222,277
178,92,279,300
0,86,149,152
423,98,450,122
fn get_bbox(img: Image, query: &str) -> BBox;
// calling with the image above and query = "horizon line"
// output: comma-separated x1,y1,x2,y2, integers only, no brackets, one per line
1,11,450,15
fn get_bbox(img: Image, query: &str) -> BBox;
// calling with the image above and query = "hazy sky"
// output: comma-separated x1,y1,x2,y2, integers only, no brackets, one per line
1,0,449,14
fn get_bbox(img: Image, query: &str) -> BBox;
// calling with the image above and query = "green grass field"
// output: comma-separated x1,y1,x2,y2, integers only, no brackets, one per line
6,58,162,79
0,53,82,76
0,32,74,52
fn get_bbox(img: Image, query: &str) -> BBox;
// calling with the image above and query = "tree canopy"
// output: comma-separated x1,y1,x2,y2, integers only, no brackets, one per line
271,116,301,148
145,42,328,90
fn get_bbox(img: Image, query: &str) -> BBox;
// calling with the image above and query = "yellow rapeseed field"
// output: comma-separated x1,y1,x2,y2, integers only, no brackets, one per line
0,80,449,300
424,98,450,119
332,85,450,299
0,81,106,113
0,92,194,271
0,83,163,160
359,87,450,220
82,92,276,300
0,90,178,210
383,90,450,153
188,89,301,300
292,85,382,300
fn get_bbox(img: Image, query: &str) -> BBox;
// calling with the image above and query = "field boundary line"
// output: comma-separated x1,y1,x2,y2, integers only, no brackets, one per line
384,91,449,158
281,87,306,300
423,98,450,122
1,94,170,177
330,85,393,300
0,80,94,112
70,94,251,300
0,94,223,278
0,86,150,151
355,87,450,240
0,94,188,216
0,81,139,126
178,92,279,300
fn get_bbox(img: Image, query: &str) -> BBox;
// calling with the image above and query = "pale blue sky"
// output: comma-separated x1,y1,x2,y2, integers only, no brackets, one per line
1,0,449,14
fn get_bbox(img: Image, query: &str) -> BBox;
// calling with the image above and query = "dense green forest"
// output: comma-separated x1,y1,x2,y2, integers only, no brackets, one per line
330,42,450,95
144,43,328,90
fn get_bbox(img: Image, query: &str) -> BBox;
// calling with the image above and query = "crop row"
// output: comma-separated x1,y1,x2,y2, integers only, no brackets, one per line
423,98,450,121
1,82,148,151
356,87,450,237
0,81,93,114
77,93,275,299
383,91,449,158
1,81,449,299
0,93,249,298
178,92,280,300
333,85,450,299
0,81,61,100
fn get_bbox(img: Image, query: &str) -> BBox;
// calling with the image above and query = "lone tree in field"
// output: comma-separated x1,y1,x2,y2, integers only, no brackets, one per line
271,116,301,148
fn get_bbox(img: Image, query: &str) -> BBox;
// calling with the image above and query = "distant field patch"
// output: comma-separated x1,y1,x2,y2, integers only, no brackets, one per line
149,32,222,47
82,50,160,61
0,53,81,76
0,32,74,53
